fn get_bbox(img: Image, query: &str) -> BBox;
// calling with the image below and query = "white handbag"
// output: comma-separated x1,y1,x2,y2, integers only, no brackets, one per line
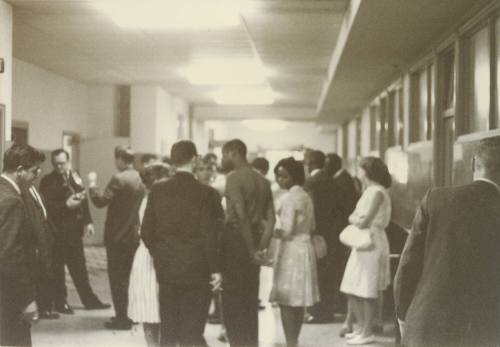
339,225,373,250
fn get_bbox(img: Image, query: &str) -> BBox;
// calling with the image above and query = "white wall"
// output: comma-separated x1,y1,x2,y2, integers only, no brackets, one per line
205,120,335,153
0,0,13,140
361,108,371,155
12,59,88,150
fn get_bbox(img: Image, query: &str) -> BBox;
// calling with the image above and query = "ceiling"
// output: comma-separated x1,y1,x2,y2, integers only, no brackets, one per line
317,0,493,124
9,0,348,113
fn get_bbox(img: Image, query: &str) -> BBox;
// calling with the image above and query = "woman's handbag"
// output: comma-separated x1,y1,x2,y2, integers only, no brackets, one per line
339,225,373,250
311,234,327,259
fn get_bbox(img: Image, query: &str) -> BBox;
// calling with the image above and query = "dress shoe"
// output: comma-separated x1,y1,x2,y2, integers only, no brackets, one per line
345,331,360,339
339,326,353,337
347,335,375,345
54,302,74,314
84,301,111,310
104,319,132,330
303,314,333,324
38,310,60,319
207,315,221,324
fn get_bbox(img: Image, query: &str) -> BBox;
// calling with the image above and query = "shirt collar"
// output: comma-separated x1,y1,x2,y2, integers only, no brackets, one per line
475,178,500,194
1,174,21,195
176,167,194,175
290,185,302,193
310,169,321,177
334,168,345,179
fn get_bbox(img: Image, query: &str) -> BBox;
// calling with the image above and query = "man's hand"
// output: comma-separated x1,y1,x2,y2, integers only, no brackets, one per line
66,194,83,209
210,273,222,293
84,224,95,237
87,172,97,188
252,249,271,266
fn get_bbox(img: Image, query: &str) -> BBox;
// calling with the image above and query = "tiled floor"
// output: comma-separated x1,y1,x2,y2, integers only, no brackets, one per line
31,246,396,347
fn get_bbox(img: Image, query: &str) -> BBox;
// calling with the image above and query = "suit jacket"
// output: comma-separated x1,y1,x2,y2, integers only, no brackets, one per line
141,172,223,284
0,176,36,308
89,167,145,247
23,186,55,276
394,180,500,347
40,170,92,231
304,169,340,242
333,169,359,237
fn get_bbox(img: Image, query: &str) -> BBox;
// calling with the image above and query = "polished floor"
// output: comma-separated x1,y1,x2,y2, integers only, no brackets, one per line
31,246,396,347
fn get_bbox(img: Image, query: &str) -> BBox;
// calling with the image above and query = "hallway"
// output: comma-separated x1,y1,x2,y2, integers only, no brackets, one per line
31,247,396,347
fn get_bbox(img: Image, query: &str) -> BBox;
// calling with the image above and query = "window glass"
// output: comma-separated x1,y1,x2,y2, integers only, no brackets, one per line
418,68,428,140
369,105,379,151
469,26,490,132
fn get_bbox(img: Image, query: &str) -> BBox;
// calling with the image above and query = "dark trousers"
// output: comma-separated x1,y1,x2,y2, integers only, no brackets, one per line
53,230,98,307
309,237,338,319
35,256,54,311
221,229,260,347
158,281,211,347
0,276,32,347
106,243,137,320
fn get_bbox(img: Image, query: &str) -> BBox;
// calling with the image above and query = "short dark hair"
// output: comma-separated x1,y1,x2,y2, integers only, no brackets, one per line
51,148,70,163
204,153,217,162
252,157,270,175
274,157,305,186
325,153,342,174
140,162,170,188
115,146,135,164
309,150,326,169
141,153,158,164
475,136,500,175
161,156,173,165
222,139,247,158
3,144,43,172
359,156,392,188
171,140,197,166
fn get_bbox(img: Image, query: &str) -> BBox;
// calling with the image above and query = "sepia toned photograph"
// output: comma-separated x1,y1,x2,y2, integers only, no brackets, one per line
0,0,499,346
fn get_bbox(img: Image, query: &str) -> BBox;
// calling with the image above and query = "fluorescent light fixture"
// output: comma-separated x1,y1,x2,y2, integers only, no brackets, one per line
186,60,267,85
242,119,288,132
213,87,275,105
94,0,240,29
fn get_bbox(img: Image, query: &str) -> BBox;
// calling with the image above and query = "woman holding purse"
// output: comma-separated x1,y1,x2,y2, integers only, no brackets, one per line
269,157,320,347
339,157,392,345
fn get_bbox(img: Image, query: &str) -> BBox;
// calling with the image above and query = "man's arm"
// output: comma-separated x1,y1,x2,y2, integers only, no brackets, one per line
225,174,256,261
394,190,430,321
39,175,66,220
88,175,121,208
202,188,223,275
258,187,276,250
0,196,25,261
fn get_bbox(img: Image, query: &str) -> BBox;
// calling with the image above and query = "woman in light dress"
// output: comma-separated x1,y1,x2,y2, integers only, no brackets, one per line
128,162,170,347
269,157,320,347
340,157,392,345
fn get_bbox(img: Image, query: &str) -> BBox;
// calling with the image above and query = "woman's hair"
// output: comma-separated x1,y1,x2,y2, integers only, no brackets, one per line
359,156,392,188
140,162,170,188
274,157,305,186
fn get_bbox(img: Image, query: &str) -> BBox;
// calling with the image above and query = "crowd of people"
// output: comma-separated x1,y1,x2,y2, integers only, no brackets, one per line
0,136,499,347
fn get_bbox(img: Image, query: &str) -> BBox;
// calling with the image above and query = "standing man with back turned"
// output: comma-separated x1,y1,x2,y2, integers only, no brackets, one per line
142,140,223,347
394,136,500,347
88,146,146,330
221,139,275,347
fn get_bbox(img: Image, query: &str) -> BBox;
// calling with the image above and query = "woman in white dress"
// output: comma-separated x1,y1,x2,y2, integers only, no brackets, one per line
340,157,392,345
128,162,170,347
270,157,320,347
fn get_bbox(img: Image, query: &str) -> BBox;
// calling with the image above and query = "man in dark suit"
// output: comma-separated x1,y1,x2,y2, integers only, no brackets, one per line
88,146,145,330
304,150,340,323
0,144,42,346
142,140,223,347
394,136,500,347
220,139,275,347
40,149,109,314
23,152,59,320
325,153,359,315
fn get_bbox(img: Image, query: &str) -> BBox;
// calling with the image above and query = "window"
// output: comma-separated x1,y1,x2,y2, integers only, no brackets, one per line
397,88,404,146
369,105,379,151
356,117,362,156
442,49,455,111
410,64,433,142
387,91,396,147
469,26,490,132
